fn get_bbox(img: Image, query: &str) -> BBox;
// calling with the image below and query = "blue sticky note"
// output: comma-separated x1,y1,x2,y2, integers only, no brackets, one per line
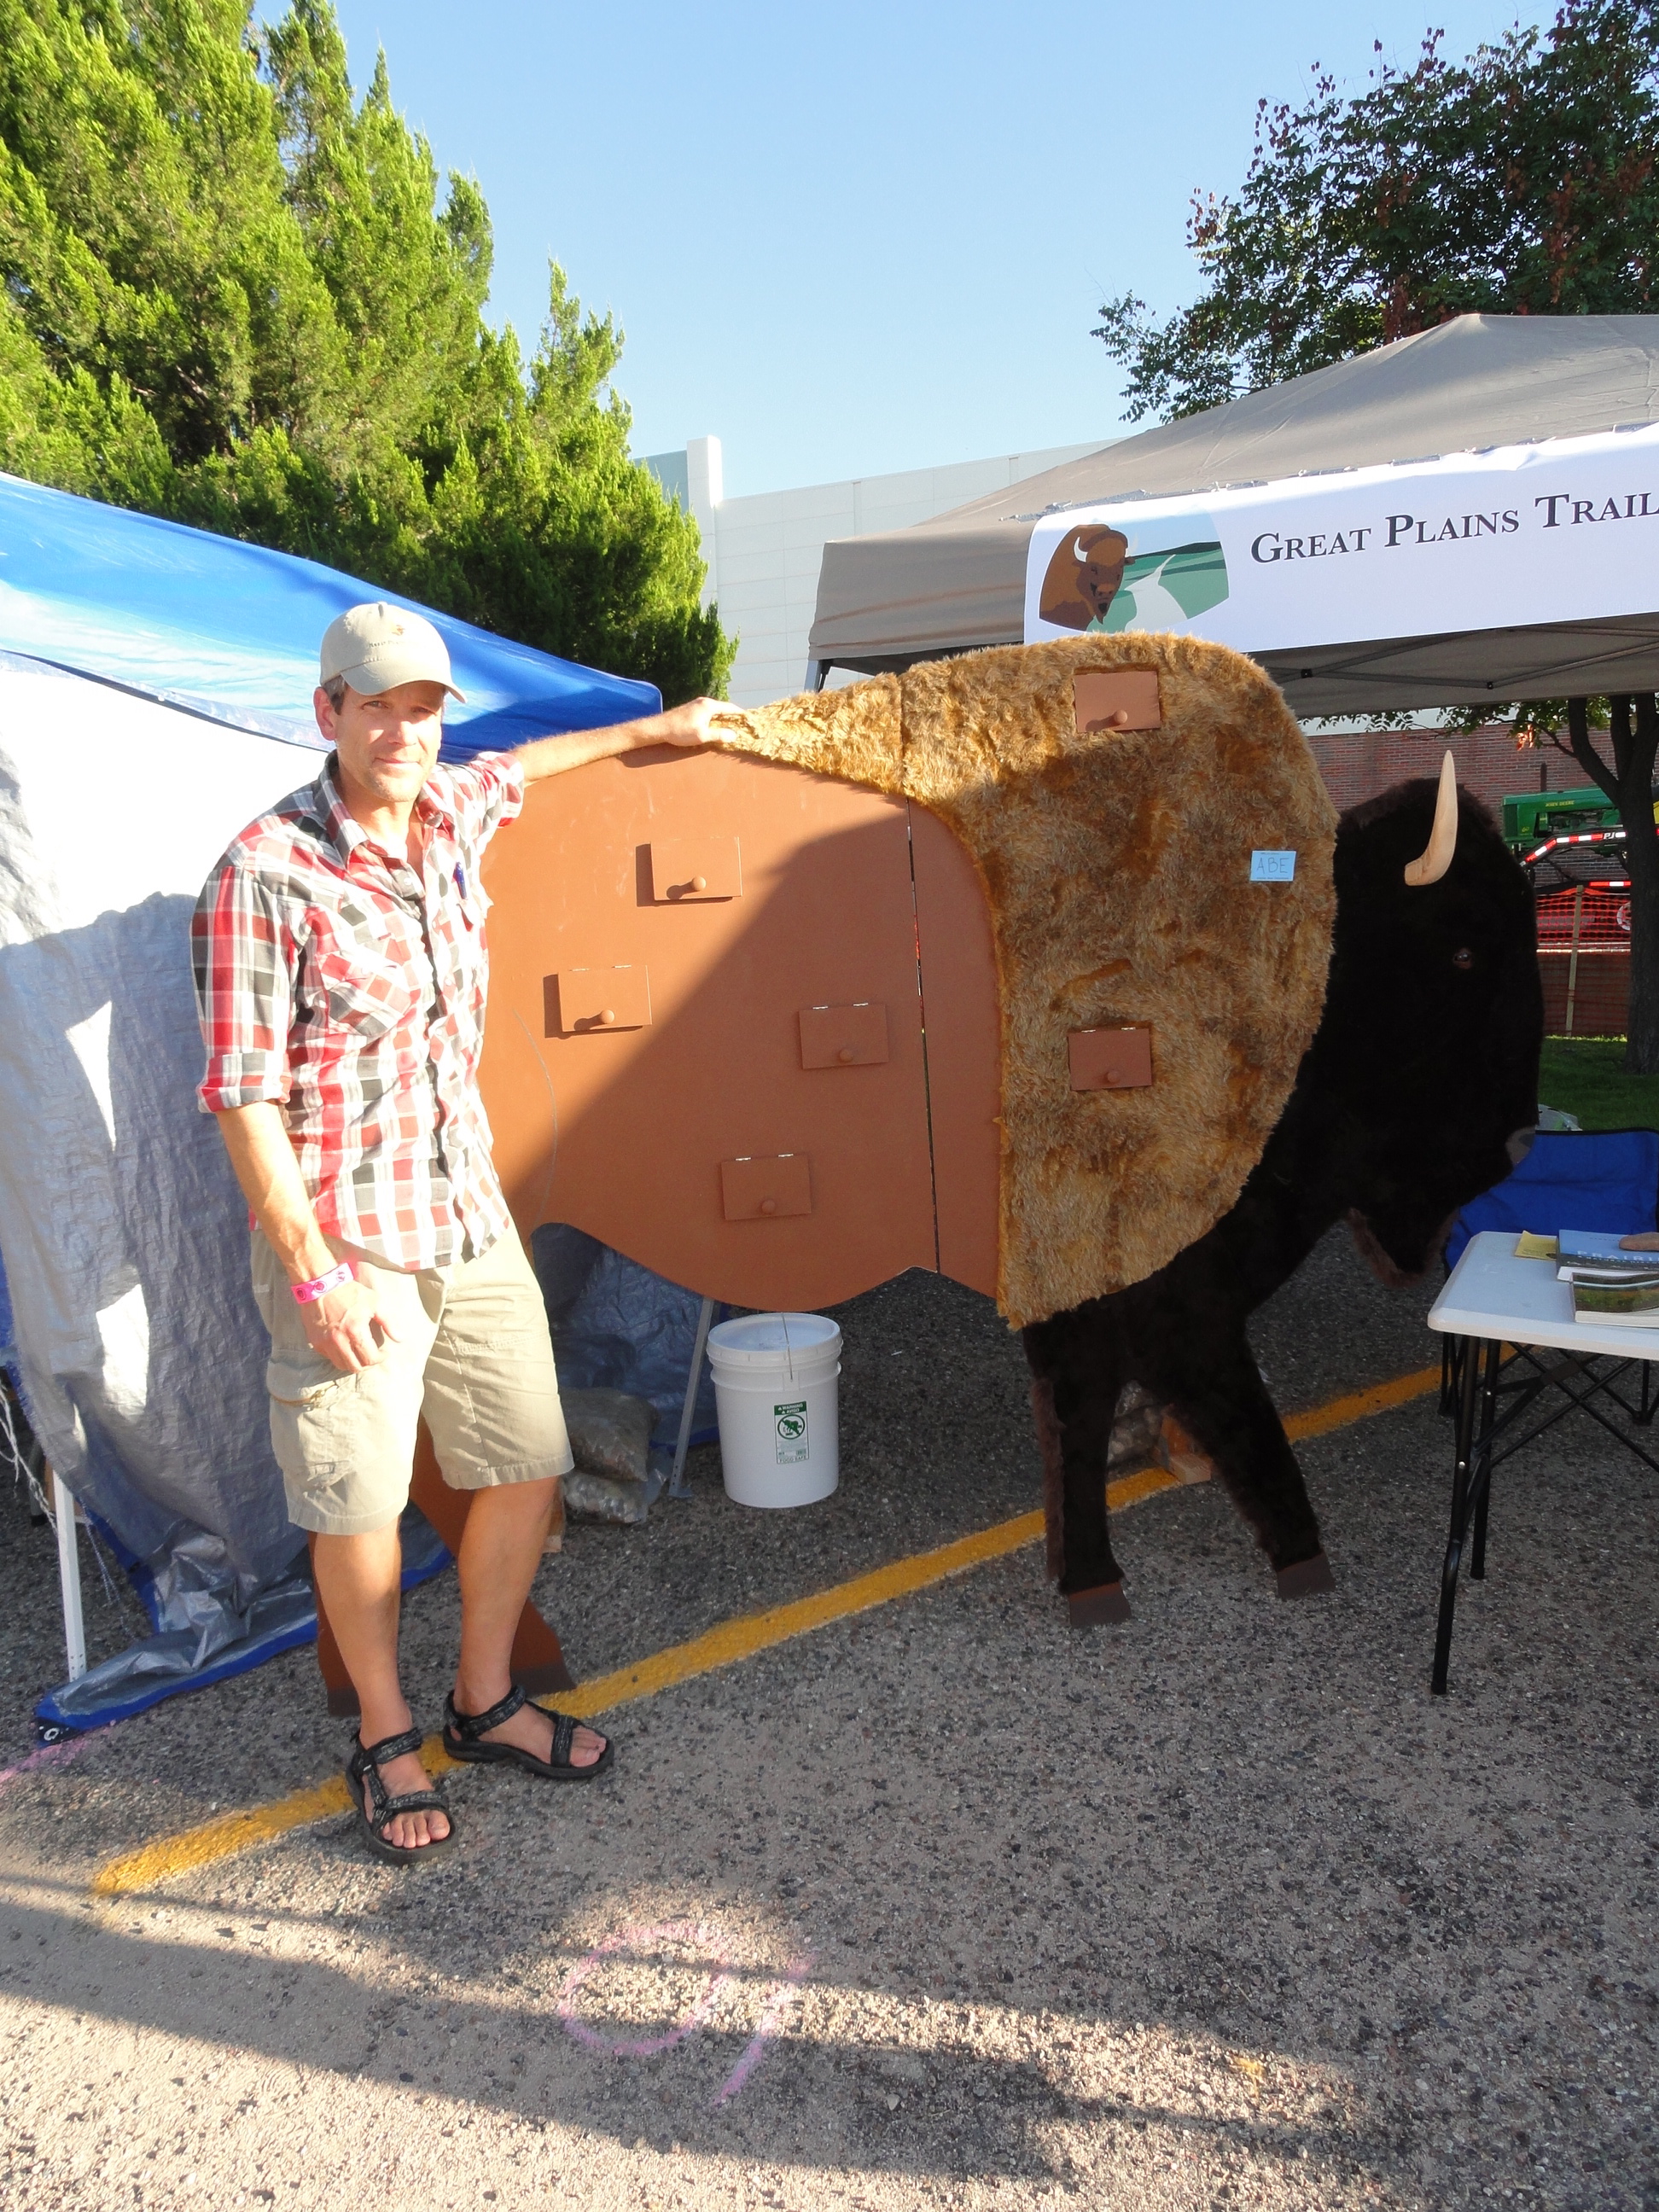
1249,849,1296,882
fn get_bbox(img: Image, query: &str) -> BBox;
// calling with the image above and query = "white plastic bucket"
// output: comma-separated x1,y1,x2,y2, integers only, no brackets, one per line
706,1312,841,1508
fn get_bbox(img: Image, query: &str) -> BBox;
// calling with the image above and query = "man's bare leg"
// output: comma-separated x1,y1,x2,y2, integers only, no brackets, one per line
451,1480,607,1767
311,1523,450,1849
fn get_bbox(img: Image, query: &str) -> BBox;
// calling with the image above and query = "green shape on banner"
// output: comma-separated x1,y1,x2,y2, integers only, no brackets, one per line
1089,542,1229,633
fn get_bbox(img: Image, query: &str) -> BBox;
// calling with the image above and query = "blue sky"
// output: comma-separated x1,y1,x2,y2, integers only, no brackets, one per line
296,2,1548,498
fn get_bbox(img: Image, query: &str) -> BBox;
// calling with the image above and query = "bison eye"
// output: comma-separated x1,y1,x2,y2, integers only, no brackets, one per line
1452,946,1475,970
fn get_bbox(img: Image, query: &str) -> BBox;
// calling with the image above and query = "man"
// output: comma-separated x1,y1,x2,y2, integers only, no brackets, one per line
194,602,720,1864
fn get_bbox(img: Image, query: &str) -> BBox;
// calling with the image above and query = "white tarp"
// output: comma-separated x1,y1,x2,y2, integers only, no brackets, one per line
1025,422,1659,657
0,654,315,1623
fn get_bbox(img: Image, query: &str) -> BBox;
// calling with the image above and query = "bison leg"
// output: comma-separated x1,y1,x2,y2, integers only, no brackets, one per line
1144,1328,1328,1587
1022,1316,1129,1626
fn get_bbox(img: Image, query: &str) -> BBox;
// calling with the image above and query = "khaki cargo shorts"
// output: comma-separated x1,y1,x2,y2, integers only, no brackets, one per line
250,1228,573,1537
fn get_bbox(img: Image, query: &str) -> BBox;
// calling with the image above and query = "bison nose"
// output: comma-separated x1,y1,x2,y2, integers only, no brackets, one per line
1505,1125,1537,1167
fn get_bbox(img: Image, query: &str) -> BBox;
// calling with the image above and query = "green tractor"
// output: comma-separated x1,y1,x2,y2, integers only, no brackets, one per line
1502,785,1627,852
1503,784,1659,850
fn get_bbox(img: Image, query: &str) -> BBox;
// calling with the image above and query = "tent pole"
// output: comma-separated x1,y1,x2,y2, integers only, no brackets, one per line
1565,884,1585,1038
51,1467,86,1683
670,1296,717,1501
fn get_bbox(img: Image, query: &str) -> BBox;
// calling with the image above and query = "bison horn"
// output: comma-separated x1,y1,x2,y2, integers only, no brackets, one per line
1404,751,1458,887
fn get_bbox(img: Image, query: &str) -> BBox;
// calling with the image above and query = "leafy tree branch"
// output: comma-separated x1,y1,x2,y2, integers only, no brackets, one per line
1096,4,1659,422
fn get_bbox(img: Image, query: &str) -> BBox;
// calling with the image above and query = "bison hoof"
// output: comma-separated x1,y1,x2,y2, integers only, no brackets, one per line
1276,1550,1336,1601
1067,1581,1131,1629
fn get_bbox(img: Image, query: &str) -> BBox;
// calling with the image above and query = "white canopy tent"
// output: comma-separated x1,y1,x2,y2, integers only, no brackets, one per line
806,315,1659,716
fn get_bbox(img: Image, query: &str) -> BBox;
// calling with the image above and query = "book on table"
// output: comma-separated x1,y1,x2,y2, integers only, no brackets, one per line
1572,1272,1659,1324
1557,1229,1659,1272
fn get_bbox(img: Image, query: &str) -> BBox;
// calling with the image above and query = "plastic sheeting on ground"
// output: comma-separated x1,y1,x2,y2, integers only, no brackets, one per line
33,1507,450,1738
0,479,664,1732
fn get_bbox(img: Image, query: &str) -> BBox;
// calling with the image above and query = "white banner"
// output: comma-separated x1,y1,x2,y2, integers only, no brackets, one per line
1023,422,1659,655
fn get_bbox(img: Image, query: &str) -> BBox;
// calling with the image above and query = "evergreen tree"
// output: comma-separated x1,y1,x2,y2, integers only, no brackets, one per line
0,0,731,701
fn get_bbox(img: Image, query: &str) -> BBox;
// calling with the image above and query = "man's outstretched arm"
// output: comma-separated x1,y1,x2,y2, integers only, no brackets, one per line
511,696,729,785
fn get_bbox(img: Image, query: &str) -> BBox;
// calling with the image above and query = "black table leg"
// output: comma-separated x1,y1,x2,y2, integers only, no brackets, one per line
1433,1332,1485,1695
1470,1335,1502,1580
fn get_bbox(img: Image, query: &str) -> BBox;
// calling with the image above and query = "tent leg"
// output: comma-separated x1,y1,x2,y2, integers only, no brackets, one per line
51,1467,86,1684
669,1295,717,1500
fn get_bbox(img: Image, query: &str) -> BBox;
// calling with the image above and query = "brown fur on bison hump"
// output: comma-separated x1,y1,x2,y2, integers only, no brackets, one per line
715,633,1337,1327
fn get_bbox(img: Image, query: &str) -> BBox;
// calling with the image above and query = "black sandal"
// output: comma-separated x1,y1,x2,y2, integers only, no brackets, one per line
442,1680,614,1781
344,1726,457,1866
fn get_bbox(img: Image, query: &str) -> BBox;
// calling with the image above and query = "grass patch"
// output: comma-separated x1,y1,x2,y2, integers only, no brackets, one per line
1539,1036,1659,1131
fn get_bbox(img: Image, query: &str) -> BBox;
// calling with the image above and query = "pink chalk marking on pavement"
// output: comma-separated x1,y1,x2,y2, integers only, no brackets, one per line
555,1918,816,2103
713,1948,815,2108
0,1738,87,1796
556,1919,736,2058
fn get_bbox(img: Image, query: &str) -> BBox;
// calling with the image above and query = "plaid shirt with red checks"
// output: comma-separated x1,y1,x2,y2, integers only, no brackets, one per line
193,750,524,1271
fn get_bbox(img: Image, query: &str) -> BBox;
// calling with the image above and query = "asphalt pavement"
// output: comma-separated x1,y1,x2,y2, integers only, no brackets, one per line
0,1225,1653,2210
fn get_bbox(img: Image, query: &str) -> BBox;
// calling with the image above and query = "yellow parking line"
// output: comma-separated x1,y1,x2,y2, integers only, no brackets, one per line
1284,1364,1440,1441
92,1773,358,1897
91,1513,1057,1899
90,1363,1441,1899
557,1506,1045,1722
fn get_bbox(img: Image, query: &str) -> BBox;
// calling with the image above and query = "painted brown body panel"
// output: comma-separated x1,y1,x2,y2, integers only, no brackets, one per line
478,744,1002,1308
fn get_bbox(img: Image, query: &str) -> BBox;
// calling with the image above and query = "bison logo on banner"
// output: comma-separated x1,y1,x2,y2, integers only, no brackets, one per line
1037,514,1229,634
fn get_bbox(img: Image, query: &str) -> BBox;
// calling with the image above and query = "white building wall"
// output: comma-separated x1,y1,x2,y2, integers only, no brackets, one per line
645,435,1109,707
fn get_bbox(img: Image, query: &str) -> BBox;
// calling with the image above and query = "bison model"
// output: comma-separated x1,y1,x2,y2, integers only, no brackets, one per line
1022,764,1543,1626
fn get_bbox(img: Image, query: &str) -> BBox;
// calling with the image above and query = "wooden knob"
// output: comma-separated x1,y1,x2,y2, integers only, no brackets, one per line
1109,709,1129,729
691,874,708,893
600,1008,617,1026
837,1045,856,1062
760,1196,777,1214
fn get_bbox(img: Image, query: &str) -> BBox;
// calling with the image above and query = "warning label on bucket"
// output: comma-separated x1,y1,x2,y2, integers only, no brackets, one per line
774,1401,809,1464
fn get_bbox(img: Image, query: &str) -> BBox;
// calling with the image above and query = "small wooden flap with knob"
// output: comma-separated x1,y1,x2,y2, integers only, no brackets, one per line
545,965,653,1036
798,1001,889,1069
1068,1023,1153,1091
1073,668,1162,739
720,1153,812,1222
648,836,742,901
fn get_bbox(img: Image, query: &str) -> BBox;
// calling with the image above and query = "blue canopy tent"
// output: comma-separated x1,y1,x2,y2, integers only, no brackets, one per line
0,470,656,757
0,472,660,1732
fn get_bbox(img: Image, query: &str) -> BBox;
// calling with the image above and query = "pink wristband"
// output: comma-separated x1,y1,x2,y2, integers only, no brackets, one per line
292,1261,352,1306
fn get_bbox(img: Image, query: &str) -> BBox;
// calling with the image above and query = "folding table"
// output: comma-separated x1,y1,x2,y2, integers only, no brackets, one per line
1426,1229,1659,1692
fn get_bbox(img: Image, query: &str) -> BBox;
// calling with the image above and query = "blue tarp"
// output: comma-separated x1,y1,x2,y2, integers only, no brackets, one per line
0,470,660,754
533,1225,719,1448
0,474,665,1734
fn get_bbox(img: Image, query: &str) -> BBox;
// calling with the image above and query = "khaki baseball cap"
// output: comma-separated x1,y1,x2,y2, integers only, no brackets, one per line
319,602,465,702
